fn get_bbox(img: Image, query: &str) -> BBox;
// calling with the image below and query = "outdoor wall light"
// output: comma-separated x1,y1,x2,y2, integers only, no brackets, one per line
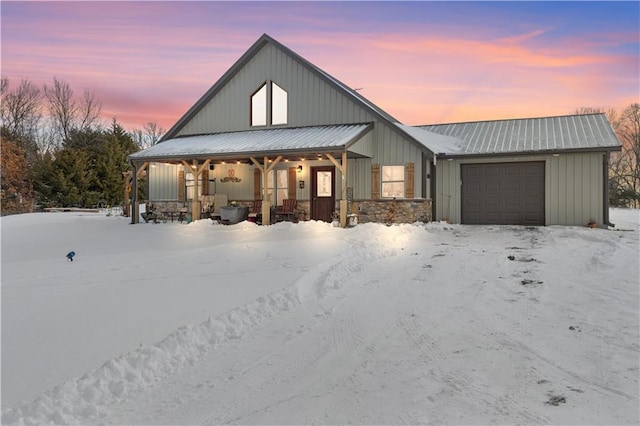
297,165,303,173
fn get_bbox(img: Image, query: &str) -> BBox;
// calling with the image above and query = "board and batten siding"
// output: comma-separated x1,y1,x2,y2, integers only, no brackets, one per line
148,163,179,201
176,43,376,136
435,152,605,226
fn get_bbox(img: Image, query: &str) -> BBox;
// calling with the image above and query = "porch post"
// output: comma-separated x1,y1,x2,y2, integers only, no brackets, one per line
250,156,282,225
181,159,211,221
339,151,348,227
326,151,349,227
192,160,200,221
130,163,139,224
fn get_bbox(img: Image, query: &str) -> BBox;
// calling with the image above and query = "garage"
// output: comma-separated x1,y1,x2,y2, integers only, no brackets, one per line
461,162,545,225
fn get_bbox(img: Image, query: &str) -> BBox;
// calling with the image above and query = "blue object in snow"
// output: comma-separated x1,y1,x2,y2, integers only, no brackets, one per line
66,251,76,261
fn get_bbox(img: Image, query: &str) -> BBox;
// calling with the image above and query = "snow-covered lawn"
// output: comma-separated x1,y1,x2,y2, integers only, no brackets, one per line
1,209,638,425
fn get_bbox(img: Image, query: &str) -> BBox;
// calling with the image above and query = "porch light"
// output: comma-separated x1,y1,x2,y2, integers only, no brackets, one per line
297,165,303,173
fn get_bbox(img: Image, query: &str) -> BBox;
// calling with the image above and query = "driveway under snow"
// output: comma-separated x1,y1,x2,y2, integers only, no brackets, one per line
1,209,638,425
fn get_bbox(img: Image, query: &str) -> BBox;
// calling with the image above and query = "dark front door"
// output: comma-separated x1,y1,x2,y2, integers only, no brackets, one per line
461,162,545,225
311,166,335,222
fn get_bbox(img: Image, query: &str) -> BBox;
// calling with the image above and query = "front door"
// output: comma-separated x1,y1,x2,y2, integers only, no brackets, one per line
311,166,335,222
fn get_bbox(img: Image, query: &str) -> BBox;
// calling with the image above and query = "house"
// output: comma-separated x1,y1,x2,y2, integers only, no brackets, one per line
127,34,621,227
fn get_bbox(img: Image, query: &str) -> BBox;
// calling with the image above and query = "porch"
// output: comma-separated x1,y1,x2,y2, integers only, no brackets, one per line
127,124,374,227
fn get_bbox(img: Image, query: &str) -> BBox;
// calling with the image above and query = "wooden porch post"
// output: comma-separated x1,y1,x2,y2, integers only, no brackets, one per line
128,162,148,223
250,155,282,225
326,151,348,227
181,159,211,221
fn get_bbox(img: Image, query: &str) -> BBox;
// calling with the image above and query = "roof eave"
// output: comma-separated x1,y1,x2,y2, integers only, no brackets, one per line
436,145,622,160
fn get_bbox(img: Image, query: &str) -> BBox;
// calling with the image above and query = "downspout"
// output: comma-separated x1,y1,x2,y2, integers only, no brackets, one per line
430,155,437,222
603,152,614,228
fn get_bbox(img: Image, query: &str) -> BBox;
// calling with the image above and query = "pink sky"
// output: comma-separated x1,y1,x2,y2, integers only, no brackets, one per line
2,1,638,132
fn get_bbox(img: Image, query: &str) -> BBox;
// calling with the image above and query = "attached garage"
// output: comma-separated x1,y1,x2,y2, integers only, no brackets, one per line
461,162,545,225
420,114,621,227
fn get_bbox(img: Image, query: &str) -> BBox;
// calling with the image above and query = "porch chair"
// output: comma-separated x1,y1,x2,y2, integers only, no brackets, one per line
248,199,262,223
275,199,297,222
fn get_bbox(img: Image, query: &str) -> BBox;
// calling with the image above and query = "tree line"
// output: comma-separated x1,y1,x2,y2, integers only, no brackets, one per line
1,76,639,216
1,76,165,215
575,105,640,208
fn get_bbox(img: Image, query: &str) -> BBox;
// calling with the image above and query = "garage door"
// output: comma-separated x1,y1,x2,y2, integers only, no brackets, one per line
461,162,545,225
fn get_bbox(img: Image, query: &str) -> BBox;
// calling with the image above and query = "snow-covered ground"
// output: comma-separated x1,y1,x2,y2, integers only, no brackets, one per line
1,208,638,425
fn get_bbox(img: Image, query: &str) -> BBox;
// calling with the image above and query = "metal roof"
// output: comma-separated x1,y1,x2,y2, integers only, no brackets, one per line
393,123,465,155
419,113,621,156
129,124,373,162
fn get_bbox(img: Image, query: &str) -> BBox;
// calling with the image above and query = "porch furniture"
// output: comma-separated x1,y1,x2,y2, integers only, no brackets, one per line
210,194,228,221
141,204,161,223
275,199,297,222
248,200,262,223
219,205,249,224
162,209,187,223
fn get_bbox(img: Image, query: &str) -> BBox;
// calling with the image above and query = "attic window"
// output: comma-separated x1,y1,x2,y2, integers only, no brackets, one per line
251,83,267,126
250,81,288,127
271,82,287,125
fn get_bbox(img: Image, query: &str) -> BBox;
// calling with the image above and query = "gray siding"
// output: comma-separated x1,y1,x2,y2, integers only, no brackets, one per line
177,44,375,136
435,152,606,226
148,163,179,200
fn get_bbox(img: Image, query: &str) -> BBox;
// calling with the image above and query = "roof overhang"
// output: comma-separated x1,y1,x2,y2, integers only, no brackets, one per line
436,145,622,160
129,123,373,164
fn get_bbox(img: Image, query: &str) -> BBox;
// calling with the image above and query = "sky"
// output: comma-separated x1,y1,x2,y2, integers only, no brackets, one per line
1,1,639,132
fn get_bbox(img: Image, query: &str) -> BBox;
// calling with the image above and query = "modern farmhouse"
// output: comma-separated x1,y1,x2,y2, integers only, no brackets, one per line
127,34,621,227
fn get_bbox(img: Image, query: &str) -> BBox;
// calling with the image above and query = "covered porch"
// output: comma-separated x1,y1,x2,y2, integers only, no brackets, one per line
127,124,373,227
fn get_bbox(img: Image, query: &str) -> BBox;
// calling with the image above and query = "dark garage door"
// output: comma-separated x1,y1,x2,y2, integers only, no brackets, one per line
461,162,545,225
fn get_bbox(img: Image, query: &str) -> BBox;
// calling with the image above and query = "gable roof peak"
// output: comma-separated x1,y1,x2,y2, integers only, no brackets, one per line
162,33,400,141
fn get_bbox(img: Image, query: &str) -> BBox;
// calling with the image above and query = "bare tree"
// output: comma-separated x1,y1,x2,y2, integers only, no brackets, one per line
615,103,640,207
78,88,102,131
44,77,103,144
0,77,43,139
131,121,165,149
44,77,77,142
0,75,8,95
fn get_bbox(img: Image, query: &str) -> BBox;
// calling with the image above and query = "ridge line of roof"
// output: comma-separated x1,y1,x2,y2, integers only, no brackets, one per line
418,112,607,128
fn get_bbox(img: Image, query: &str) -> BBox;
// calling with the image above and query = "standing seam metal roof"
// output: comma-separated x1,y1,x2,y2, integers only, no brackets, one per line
419,113,620,156
129,124,372,161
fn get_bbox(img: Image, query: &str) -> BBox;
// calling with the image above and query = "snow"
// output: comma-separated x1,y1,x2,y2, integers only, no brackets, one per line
1,208,638,425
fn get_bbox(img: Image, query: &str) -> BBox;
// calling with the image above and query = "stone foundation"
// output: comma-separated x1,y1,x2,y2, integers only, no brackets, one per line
147,198,432,225
350,199,432,224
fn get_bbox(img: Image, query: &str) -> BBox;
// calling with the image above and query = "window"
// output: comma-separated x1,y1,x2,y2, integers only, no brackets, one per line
271,82,287,125
251,83,267,126
185,171,203,200
265,169,288,205
381,165,405,198
250,81,288,126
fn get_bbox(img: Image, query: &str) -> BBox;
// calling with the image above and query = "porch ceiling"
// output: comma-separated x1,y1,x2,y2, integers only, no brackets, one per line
128,123,373,164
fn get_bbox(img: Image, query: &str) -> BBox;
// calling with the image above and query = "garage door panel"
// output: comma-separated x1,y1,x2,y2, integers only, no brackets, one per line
505,180,521,191
486,165,501,175
461,162,545,225
505,196,521,206
485,196,500,206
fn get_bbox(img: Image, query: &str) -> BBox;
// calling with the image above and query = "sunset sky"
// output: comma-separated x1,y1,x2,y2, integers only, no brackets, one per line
2,1,638,132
